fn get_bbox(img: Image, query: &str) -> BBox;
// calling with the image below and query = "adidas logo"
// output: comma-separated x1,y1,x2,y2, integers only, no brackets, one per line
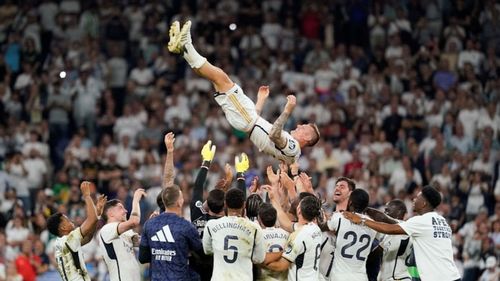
151,225,176,243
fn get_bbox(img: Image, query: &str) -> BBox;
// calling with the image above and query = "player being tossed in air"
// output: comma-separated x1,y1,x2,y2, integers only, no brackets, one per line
167,20,320,164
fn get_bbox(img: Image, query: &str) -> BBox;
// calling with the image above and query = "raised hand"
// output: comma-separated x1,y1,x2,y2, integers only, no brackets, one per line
201,140,216,162
133,188,147,203
96,194,108,216
235,153,249,173
279,170,295,191
266,166,280,186
80,181,93,197
284,95,296,114
214,178,228,192
299,172,314,194
224,163,233,188
262,184,276,201
343,211,362,224
279,161,288,174
249,176,259,194
257,85,270,100
164,132,175,151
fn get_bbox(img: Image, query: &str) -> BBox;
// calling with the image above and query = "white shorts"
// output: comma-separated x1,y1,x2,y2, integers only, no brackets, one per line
214,84,258,132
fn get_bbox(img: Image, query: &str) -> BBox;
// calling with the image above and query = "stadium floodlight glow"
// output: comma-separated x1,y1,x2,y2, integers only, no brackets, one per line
229,23,237,31
59,71,66,79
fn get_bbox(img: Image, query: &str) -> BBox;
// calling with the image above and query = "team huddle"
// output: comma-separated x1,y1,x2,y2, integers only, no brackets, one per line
46,21,461,281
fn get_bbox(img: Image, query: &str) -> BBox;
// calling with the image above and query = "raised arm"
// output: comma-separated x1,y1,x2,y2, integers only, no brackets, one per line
82,193,107,245
255,85,270,115
162,132,175,188
191,140,216,221
265,166,294,233
117,188,146,235
235,153,249,196
79,182,100,241
269,95,296,149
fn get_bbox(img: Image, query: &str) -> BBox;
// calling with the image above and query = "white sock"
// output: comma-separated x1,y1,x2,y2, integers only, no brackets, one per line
183,43,207,69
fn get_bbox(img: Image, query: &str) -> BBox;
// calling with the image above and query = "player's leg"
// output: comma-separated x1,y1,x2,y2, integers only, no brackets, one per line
168,21,233,93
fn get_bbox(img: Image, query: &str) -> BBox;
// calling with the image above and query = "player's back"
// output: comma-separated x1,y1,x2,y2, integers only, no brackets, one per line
283,223,322,281
141,212,202,281
54,228,91,281
378,229,412,281
203,215,266,281
249,117,300,164
318,232,336,281
259,227,289,281
328,213,380,281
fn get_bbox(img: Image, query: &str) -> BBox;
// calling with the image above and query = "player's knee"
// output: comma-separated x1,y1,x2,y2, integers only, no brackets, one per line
213,68,233,92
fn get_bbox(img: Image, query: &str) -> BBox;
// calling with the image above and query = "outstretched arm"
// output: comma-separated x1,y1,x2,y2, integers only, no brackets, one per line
265,166,294,233
235,153,249,196
163,132,175,188
117,189,146,235
255,86,270,115
191,141,216,221
343,211,406,235
365,207,399,224
81,193,107,245
79,182,101,244
269,95,296,149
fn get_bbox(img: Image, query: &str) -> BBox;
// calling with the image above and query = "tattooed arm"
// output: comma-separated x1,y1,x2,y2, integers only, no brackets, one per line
269,95,296,149
163,132,175,188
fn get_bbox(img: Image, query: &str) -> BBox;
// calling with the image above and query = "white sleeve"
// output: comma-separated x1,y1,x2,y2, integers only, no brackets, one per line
202,222,213,255
251,227,266,264
494,180,500,197
399,215,427,237
100,223,120,243
279,134,300,157
66,227,84,251
282,233,303,263
327,212,342,233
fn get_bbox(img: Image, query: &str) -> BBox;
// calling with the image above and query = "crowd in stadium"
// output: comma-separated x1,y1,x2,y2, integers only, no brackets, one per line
0,0,499,280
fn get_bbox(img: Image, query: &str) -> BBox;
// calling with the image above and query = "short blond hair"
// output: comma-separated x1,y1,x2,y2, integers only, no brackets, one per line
162,185,181,208
307,123,320,146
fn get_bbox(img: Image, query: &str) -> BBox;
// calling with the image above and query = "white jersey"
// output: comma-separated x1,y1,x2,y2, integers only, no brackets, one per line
378,220,412,281
203,216,266,281
318,232,337,280
259,227,289,281
282,222,322,281
53,227,91,281
213,83,301,164
399,212,461,281
249,117,301,164
98,222,141,281
327,213,382,281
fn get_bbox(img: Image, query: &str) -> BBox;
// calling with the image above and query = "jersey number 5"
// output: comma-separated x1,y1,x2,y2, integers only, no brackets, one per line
340,231,372,261
224,235,238,263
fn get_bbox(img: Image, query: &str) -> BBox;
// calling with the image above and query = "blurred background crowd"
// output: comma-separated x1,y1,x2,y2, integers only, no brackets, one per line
0,0,499,280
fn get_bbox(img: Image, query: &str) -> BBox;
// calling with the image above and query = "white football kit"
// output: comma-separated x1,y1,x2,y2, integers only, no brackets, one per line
214,83,301,164
282,222,322,281
203,216,266,281
399,212,461,281
327,212,382,281
318,232,337,281
53,227,91,281
378,220,412,281
259,227,289,281
98,222,141,281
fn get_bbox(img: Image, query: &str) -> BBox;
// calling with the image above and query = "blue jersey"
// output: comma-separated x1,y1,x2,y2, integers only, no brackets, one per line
140,212,202,281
